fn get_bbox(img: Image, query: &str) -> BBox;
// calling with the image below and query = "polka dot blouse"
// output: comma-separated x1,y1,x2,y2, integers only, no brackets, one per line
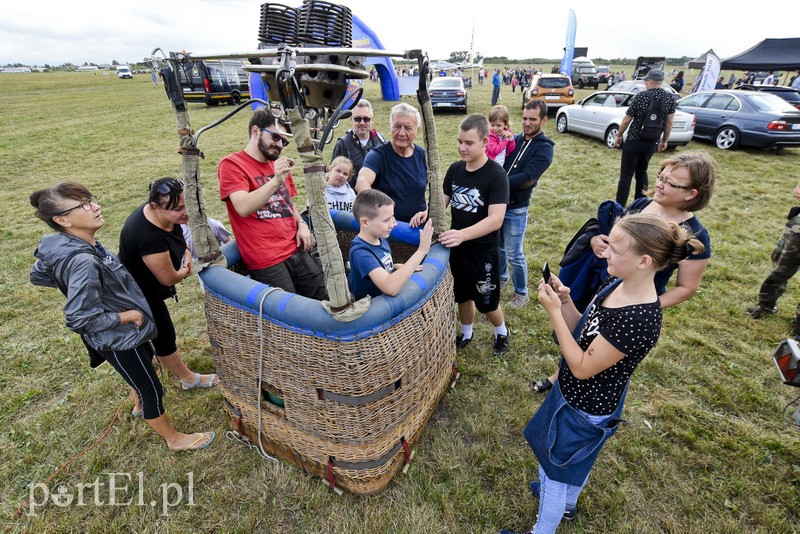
559,276,663,415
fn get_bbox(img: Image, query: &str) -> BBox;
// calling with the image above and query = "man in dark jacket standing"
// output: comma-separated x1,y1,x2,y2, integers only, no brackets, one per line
500,100,555,308
331,99,386,187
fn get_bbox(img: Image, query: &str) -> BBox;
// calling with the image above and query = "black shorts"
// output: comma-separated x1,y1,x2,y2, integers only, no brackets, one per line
450,245,501,314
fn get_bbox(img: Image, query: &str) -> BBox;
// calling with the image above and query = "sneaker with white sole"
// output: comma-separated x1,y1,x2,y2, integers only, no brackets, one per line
507,293,530,309
493,333,510,355
746,304,777,318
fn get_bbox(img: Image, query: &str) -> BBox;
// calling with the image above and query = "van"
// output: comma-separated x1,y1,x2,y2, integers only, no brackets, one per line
633,57,666,80
570,57,598,89
177,60,251,106
116,66,133,79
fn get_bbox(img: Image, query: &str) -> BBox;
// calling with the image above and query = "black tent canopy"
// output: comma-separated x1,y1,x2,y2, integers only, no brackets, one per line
721,38,800,71
686,49,718,69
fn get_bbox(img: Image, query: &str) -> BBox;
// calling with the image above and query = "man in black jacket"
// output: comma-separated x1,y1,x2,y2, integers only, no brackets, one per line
331,99,386,187
500,100,555,308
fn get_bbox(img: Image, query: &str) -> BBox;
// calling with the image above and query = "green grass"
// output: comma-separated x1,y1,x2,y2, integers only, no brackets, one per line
2,68,800,533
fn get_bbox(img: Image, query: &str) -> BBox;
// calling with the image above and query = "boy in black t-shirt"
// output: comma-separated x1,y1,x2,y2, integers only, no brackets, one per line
441,114,511,355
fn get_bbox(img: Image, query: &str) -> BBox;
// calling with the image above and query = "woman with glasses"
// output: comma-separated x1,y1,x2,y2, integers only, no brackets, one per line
355,102,430,227
30,182,214,450
331,99,386,187
118,177,220,391
532,152,716,394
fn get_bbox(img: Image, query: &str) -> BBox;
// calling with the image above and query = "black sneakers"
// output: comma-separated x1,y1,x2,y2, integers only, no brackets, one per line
455,334,473,349
746,305,777,318
493,333,510,355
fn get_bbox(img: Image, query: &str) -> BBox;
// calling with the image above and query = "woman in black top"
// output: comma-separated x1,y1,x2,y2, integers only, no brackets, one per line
501,213,703,534
119,178,219,390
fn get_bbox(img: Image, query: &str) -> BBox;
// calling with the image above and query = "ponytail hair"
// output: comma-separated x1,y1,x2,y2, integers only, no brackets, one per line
616,213,706,270
30,182,94,231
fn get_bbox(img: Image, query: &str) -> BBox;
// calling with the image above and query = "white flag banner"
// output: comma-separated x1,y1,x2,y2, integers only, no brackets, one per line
693,53,721,93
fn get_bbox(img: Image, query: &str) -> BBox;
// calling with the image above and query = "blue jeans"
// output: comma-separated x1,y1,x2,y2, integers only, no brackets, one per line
499,207,529,296
533,410,610,533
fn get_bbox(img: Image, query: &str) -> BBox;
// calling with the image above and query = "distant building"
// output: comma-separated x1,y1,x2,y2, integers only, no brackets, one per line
1,66,32,73
77,65,99,71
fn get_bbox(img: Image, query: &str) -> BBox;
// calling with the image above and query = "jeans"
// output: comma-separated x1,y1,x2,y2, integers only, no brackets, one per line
616,138,657,206
499,206,529,295
492,85,501,105
533,410,610,534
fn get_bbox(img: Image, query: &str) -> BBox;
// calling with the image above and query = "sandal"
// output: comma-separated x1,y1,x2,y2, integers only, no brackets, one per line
181,373,219,390
172,431,216,451
530,377,553,394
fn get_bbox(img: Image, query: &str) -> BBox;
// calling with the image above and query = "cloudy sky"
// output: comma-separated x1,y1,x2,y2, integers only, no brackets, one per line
2,0,797,66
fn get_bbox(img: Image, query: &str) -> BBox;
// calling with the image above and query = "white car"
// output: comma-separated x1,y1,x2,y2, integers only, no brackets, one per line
555,91,696,148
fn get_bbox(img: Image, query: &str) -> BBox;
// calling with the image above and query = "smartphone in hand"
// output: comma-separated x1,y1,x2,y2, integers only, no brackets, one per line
542,261,551,285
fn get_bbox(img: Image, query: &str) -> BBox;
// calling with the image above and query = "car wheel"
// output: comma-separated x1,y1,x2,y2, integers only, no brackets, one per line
578,80,584,89
605,125,620,149
556,114,568,133
715,126,740,150
230,91,241,105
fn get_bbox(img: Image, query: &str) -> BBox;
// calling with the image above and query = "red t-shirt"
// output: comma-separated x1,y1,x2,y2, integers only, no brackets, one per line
218,150,299,270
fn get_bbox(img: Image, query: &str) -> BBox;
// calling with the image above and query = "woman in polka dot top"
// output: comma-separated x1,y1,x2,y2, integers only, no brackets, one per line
512,213,705,534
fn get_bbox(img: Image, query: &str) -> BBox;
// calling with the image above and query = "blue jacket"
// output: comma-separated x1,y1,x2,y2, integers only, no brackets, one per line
557,200,623,311
502,132,555,209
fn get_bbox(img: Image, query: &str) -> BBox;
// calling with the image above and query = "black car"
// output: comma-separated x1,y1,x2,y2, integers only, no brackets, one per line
428,76,468,114
176,59,250,106
737,84,800,111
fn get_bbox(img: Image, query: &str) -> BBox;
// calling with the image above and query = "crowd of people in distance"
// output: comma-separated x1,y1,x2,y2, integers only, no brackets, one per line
45,74,800,533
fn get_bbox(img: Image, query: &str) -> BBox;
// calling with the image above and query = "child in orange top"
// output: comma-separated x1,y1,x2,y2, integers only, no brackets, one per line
485,105,516,167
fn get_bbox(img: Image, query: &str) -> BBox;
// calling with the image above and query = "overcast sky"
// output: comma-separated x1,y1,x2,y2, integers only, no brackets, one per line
2,0,797,66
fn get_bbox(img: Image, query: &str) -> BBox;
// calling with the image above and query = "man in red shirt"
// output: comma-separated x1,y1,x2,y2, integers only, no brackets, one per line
218,110,326,299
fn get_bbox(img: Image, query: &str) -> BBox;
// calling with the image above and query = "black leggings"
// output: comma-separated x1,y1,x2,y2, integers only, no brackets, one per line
101,342,165,420
145,296,178,356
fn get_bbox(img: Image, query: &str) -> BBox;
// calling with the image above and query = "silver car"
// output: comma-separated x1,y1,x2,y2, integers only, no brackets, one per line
555,91,696,148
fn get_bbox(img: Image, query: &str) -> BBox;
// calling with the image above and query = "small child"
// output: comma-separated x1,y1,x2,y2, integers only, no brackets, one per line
348,189,433,300
485,105,516,167
324,156,357,213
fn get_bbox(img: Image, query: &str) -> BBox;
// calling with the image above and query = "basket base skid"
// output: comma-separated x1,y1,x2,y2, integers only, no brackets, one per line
223,368,452,495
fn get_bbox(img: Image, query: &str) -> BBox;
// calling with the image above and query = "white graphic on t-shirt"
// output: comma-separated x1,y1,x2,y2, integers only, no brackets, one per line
256,181,293,220
380,251,394,273
451,185,484,213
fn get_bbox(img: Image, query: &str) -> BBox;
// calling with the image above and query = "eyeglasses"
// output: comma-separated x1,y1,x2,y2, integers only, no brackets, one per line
656,174,693,190
352,116,372,123
55,197,97,215
261,128,291,147
155,179,185,195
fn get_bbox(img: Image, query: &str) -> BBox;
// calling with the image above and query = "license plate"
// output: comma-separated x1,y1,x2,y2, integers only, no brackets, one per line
673,122,685,128
545,95,559,100
793,123,800,130
437,102,452,107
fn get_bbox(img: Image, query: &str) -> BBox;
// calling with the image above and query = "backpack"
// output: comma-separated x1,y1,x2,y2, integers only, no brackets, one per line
639,89,667,141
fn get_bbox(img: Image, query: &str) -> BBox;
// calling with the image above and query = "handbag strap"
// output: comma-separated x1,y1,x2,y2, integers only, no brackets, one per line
571,277,622,340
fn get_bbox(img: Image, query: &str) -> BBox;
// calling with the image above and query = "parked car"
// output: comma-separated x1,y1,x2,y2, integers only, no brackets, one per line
428,76,468,114
522,73,575,111
676,90,800,150
555,91,695,148
608,80,681,101
597,66,610,84
570,56,598,89
737,84,800,110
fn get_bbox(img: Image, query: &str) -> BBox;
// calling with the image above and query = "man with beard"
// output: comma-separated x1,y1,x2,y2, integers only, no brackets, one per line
217,110,326,299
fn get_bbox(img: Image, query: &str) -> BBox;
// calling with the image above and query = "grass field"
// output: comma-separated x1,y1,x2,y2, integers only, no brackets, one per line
2,67,800,533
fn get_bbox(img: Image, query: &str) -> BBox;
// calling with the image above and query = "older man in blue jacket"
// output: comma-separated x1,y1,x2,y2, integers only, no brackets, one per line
500,99,555,308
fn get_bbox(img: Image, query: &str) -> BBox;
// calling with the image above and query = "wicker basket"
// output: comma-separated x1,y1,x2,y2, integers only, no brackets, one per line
203,233,457,494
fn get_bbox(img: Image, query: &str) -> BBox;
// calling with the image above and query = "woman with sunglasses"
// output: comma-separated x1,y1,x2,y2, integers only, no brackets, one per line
532,151,716,394
30,182,214,450
118,177,219,391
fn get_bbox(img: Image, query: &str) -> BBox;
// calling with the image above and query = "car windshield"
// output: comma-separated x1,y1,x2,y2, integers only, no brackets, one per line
538,77,570,89
746,92,799,112
431,79,461,89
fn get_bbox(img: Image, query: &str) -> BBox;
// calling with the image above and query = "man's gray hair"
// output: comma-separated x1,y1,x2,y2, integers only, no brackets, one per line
389,102,421,130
